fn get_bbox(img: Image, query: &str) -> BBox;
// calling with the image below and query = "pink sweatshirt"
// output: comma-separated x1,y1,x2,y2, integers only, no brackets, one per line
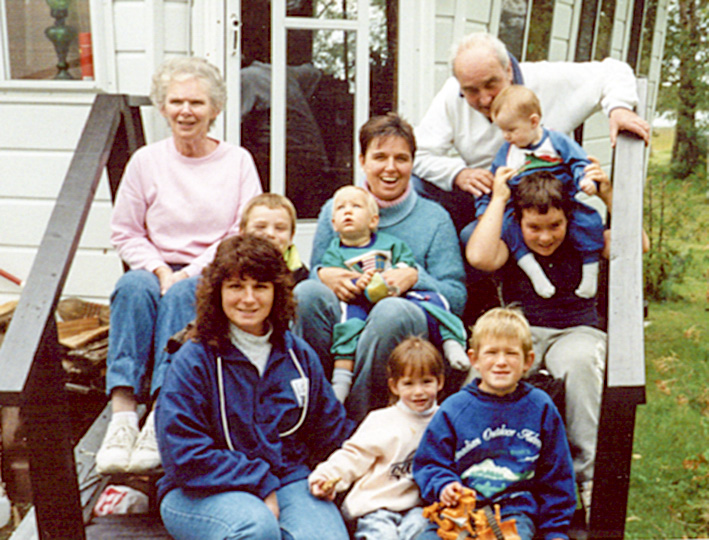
110,137,262,277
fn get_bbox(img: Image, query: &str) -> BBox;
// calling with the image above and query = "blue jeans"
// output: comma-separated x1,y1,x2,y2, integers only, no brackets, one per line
415,510,535,540
160,479,349,540
105,270,197,399
293,279,429,422
355,507,428,540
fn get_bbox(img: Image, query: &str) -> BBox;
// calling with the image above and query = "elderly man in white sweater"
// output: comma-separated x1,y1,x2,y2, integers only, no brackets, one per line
412,32,650,232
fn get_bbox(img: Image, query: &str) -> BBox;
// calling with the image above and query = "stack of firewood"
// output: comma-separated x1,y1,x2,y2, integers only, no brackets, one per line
56,298,111,393
0,298,111,506
0,298,110,393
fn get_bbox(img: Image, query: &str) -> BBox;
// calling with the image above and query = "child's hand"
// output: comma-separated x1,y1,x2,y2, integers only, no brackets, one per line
579,177,598,196
309,477,339,501
355,268,376,289
440,481,465,507
491,166,515,202
584,156,612,207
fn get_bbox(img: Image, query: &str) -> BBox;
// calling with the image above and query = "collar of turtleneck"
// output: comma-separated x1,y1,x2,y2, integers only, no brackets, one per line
364,181,418,228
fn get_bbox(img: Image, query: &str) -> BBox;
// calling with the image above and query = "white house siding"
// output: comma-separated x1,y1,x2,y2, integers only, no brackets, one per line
0,95,122,304
548,0,580,61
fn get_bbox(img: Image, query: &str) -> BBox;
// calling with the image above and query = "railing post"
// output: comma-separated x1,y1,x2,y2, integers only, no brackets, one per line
589,80,648,539
24,319,85,539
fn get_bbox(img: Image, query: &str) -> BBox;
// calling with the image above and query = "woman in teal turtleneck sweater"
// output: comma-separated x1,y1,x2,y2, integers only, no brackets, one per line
294,113,466,422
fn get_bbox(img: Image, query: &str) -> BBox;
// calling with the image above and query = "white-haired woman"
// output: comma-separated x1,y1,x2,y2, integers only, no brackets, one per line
96,57,262,475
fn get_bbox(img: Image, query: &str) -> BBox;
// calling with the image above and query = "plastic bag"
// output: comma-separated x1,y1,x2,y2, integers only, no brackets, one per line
93,484,149,516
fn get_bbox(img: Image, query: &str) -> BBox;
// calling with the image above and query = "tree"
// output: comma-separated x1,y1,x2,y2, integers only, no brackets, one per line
658,0,709,177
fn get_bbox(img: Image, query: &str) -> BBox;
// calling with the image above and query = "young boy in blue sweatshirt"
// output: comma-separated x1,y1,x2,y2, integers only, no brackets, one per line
413,307,576,540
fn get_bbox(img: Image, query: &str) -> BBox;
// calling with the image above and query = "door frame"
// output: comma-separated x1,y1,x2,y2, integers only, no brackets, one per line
193,0,372,197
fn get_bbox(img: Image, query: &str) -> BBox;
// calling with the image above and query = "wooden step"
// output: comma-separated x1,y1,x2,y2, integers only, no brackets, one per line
86,514,172,539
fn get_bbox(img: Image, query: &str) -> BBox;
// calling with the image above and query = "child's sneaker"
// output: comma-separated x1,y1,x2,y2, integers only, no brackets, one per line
127,410,161,473
96,417,139,474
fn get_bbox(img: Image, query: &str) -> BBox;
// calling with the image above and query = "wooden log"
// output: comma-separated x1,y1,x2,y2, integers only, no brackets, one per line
57,317,100,341
57,298,110,325
60,326,110,350
0,300,18,319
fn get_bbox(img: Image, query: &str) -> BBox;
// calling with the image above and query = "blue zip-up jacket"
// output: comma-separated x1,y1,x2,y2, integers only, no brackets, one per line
413,381,576,540
155,330,353,503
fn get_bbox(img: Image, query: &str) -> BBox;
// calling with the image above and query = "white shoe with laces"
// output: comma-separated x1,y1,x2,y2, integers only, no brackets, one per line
96,417,138,474
127,410,161,473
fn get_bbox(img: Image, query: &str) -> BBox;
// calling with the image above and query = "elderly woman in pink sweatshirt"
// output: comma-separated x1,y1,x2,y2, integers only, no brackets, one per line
96,56,261,476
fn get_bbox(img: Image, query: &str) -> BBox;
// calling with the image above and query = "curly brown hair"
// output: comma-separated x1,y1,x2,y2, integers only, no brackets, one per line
194,234,295,349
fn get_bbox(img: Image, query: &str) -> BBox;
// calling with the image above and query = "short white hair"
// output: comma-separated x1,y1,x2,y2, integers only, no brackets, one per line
451,32,510,74
150,57,226,127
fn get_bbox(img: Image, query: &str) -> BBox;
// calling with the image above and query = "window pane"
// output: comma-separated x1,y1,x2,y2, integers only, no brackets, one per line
5,0,93,80
525,0,552,61
289,0,359,21
638,0,658,77
594,0,616,61
370,0,396,115
286,28,355,219
499,0,528,60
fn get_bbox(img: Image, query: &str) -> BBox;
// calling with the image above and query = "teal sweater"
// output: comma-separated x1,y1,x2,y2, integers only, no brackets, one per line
310,189,466,316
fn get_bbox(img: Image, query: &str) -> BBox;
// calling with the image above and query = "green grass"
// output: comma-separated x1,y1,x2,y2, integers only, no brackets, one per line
624,126,709,539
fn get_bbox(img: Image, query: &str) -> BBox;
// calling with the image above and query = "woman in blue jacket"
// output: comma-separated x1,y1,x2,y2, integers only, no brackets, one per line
155,234,352,540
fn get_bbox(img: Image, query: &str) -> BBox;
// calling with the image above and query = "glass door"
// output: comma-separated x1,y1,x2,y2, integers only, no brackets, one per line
222,0,396,219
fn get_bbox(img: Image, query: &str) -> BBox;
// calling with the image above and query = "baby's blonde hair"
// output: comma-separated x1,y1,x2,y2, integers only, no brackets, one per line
332,185,379,217
386,336,445,404
469,307,533,356
239,193,297,236
490,85,542,122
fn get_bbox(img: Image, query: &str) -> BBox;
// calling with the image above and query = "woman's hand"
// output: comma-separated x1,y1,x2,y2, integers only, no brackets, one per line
154,266,189,295
264,491,280,519
317,267,366,302
440,481,465,507
380,266,418,296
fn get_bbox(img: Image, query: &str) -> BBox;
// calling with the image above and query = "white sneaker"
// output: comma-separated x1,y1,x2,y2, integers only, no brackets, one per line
96,418,138,474
127,411,161,473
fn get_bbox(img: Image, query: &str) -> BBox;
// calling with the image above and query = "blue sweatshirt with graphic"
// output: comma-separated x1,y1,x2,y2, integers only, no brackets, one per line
413,381,576,540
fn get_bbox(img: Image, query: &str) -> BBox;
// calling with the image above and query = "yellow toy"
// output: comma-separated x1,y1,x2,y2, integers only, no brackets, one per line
422,488,520,540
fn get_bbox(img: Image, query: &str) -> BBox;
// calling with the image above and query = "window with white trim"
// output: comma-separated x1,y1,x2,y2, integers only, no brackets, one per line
1,0,93,81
